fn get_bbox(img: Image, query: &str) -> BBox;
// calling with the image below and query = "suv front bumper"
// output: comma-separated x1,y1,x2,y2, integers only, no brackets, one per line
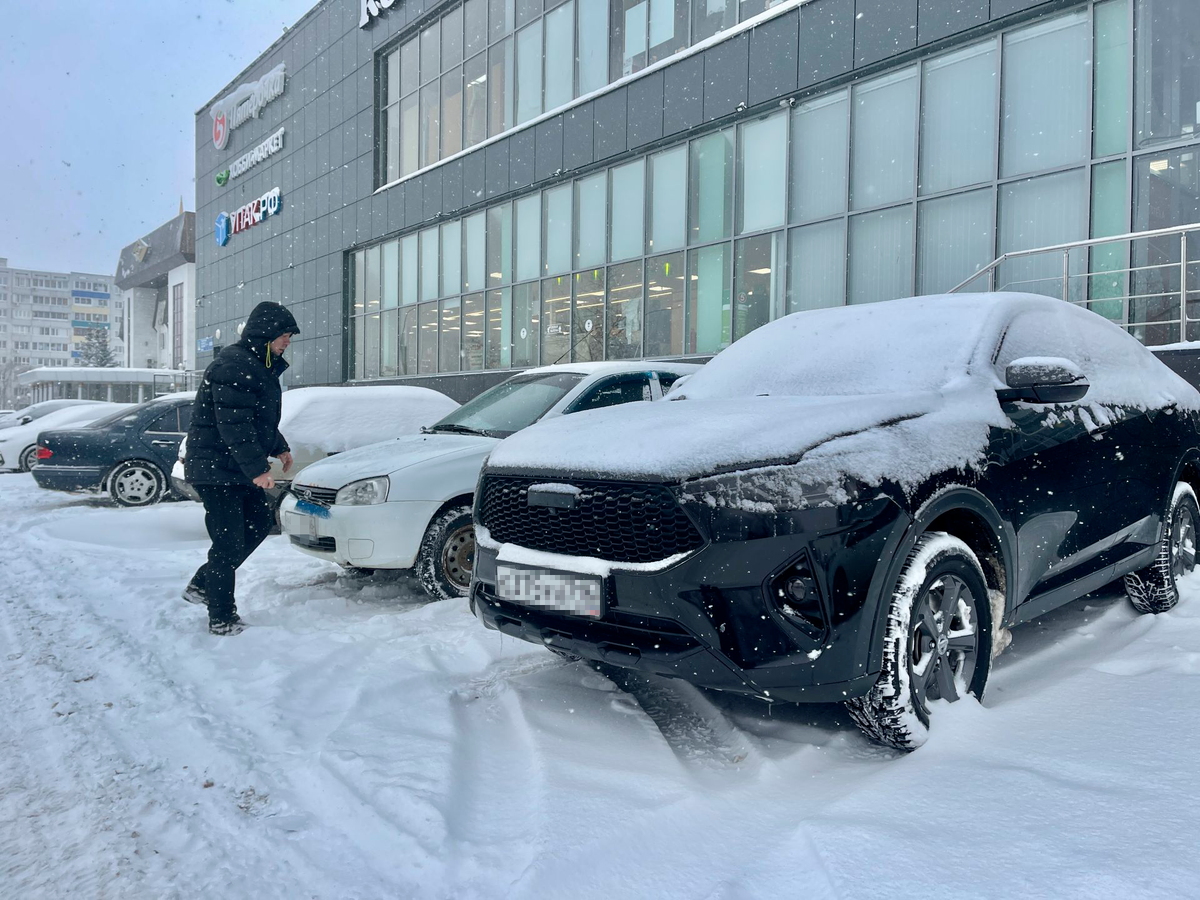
471,496,907,704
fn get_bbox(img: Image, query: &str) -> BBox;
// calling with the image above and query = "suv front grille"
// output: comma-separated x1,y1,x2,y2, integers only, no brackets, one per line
479,476,703,564
291,483,338,506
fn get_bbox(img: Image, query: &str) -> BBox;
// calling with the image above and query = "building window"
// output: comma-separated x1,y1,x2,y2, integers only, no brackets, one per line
1134,0,1200,149
1001,12,1090,177
350,4,1187,381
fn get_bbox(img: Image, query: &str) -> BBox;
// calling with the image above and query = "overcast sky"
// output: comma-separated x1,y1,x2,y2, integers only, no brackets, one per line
0,0,315,276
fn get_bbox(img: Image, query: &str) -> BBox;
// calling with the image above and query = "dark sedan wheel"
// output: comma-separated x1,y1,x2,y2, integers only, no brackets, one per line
846,532,993,752
415,504,475,601
18,445,37,473
1125,482,1199,615
109,460,167,508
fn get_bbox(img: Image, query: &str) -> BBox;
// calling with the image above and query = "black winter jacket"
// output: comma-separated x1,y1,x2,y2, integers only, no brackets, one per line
185,302,300,486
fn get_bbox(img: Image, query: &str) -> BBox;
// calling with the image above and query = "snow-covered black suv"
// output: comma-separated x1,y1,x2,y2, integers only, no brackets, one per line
470,293,1200,750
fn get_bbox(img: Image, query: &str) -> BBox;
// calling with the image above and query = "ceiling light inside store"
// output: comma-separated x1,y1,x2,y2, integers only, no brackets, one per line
1150,159,1170,173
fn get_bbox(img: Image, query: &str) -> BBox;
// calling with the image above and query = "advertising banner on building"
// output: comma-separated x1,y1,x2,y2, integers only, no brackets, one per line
209,63,286,151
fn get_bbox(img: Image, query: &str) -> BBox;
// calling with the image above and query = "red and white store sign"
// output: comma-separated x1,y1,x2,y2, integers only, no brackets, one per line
229,187,282,238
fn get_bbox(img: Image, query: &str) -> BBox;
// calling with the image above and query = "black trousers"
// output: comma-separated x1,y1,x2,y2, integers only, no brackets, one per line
190,484,274,620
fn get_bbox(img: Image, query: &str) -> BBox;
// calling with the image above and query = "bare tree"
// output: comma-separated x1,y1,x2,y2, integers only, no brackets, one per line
0,357,32,409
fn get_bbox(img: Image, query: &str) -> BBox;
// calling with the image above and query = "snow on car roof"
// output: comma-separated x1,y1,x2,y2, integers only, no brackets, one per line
517,360,704,378
280,385,459,455
489,293,1199,488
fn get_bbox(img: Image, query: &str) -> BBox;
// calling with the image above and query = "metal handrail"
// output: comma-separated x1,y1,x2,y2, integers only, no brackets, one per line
948,222,1200,294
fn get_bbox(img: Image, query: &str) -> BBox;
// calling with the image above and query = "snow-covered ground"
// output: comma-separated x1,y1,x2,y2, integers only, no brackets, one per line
4,472,1200,899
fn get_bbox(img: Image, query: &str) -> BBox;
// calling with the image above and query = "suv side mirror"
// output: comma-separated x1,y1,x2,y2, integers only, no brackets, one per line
19,415,32,425
999,357,1089,404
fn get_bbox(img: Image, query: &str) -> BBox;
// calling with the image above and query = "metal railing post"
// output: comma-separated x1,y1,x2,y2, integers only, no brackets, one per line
1062,249,1071,302
1181,231,1189,341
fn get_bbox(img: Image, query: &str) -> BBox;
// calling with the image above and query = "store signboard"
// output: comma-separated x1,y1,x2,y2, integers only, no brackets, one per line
217,127,285,186
209,63,286,150
215,187,283,246
359,0,399,27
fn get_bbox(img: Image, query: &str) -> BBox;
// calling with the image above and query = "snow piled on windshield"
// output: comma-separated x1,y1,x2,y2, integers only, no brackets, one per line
280,386,458,455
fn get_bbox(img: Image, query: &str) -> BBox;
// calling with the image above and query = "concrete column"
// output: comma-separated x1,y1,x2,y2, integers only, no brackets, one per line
137,384,145,403
77,384,83,400
106,384,113,401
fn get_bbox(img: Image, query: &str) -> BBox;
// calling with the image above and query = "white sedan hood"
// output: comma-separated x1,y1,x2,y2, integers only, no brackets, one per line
290,432,498,490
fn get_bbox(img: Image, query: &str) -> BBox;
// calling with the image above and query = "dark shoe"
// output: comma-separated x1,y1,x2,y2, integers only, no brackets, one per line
182,582,208,606
209,617,245,636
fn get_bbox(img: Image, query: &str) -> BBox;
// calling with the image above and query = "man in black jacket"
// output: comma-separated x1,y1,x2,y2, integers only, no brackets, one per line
183,301,300,635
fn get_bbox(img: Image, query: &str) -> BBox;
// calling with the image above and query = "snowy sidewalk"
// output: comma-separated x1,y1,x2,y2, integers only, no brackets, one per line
3,472,1200,899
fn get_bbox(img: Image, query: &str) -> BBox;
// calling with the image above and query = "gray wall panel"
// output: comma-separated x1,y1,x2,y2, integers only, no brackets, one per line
703,34,749,122
509,129,536,190
485,140,510,200
534,117,564,181
463,150,485,205
405,175,424,226
799,0,854,88
991,0,1050,17
918,0,988,45
563,103,595,170
443,158,464,213
627,71,664,149
423,167,443,220
663,55,704,137
372,194,387,238
749,11,800,107
593,87,628,161
854,0,918,67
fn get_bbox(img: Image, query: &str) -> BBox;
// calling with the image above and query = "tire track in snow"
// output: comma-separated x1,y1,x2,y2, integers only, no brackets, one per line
593,665,763,780
0,494,409,899
440,653,555,897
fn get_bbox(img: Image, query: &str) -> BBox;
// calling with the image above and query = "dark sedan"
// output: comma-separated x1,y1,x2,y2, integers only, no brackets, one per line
33,393,195,507
471,293,1200,751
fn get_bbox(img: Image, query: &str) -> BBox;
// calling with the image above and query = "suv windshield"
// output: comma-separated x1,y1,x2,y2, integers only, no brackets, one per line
426,372,585,438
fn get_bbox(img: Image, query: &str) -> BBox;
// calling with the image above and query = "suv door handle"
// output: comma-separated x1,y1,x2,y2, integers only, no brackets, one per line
150,439,176,448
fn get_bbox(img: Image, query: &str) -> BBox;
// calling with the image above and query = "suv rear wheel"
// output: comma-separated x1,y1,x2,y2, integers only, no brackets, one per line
18,445,37,473
1124,482,1198,614
846,532,993,751
415,503,475,601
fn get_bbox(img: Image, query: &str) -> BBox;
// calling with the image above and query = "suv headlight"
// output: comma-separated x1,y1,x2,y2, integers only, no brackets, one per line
336,475,390,506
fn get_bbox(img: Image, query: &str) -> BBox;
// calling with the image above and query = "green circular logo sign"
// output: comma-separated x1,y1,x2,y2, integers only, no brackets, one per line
215,169,230,187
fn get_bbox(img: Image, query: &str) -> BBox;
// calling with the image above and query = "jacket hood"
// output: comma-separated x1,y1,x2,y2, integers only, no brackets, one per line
290,432,498,489
240,301,300,343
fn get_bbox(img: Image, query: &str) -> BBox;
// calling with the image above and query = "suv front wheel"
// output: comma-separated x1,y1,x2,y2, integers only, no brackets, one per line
846,532,994,751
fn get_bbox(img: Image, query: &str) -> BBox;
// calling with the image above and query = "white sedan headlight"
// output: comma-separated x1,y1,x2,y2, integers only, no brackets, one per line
336,475,390,506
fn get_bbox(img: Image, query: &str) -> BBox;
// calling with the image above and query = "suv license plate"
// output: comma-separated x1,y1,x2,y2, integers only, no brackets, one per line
496,565,604,618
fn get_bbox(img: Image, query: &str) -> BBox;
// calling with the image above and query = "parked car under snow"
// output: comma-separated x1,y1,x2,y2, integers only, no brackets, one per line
173,384,460,518
281,361,701,601
0,402,129,473
471,293,1200,750
32,395,194,505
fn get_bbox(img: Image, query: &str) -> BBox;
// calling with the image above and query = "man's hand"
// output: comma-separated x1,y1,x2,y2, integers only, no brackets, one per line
253,472,276,490
278,451,294,474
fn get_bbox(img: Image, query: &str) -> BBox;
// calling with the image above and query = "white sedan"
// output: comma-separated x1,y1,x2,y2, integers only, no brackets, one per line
280,361,701,600
0,403,131,473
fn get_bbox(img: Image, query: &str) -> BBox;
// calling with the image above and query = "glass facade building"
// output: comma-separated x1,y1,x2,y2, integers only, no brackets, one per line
194,0,1200,396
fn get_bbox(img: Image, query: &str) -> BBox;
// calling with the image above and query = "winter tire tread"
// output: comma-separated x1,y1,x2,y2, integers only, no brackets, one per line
845,531,993,752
